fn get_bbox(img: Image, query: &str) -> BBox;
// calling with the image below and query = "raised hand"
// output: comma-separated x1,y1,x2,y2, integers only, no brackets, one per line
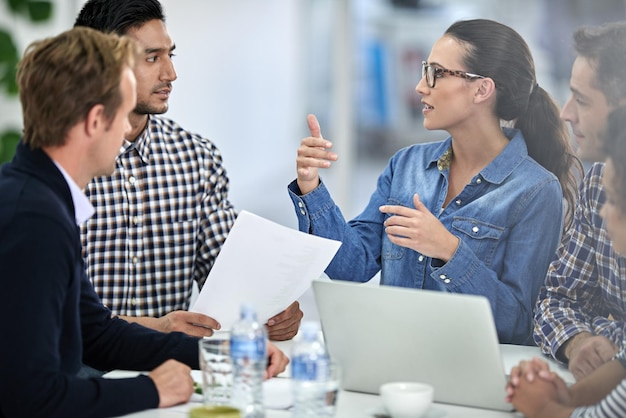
296,114,337,195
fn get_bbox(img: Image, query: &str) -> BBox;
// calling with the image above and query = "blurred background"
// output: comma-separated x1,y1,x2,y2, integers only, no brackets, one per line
2,0,626,231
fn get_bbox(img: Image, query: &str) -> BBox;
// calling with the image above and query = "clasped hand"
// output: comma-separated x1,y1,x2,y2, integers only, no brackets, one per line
506,357,571,418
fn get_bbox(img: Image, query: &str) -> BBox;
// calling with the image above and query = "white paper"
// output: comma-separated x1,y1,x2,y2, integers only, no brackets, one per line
190,210,341,330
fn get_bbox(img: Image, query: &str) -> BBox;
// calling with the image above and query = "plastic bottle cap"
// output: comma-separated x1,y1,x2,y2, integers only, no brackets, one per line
240,303,257,320
300,321,320,341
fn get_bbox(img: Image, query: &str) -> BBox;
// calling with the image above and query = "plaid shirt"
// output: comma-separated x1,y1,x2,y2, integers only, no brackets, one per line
534,163,626,363
80,115,237,317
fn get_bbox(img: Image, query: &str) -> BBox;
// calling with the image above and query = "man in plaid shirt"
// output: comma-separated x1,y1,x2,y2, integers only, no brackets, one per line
533,21,626,380
74,0,302,341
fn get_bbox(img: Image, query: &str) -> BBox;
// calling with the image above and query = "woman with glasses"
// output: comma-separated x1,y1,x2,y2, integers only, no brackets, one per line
288,19,580,344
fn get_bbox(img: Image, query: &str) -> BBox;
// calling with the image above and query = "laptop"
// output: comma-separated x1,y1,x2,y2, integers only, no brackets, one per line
312,279,513,412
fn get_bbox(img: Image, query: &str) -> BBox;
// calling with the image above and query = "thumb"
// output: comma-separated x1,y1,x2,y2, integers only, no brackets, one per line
413,193,425,211
307,114,323,138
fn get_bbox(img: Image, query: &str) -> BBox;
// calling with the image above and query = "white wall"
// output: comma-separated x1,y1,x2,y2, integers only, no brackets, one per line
1,0,309,229
160,0,307,229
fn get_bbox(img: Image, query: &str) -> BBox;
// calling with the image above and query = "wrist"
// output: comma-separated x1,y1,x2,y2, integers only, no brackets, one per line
536,400,574,418
561,332,592,362
297,177,320,195
444,235,460,262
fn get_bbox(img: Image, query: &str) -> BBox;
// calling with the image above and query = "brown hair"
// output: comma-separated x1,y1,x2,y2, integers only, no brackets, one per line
574,21,626,107
17,26,137,149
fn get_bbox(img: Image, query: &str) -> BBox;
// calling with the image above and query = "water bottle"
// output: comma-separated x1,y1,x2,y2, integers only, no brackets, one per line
230,304,266,418
292,321,336,417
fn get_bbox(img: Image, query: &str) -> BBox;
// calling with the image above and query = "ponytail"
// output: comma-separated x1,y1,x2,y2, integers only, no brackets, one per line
515,86,582,231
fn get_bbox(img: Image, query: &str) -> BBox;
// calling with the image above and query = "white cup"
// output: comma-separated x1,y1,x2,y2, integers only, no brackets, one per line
379,382,434,418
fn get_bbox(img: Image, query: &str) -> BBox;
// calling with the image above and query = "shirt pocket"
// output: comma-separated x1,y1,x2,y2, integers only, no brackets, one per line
451,217,504,266
151,216,198,261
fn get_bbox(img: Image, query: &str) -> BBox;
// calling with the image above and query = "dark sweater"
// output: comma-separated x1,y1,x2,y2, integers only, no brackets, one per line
0,142,200,418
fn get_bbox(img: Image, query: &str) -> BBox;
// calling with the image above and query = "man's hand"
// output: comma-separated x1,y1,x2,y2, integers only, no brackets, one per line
118,311,220,337
506,357,551,402
265,342,290,379
149,359,194,408
510,375,573,418
266,301,303,341
506,358,570,405
563,333,617,380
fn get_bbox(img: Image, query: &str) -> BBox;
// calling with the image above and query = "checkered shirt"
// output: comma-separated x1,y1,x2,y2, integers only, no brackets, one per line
80,115,237,317
533,162,626,363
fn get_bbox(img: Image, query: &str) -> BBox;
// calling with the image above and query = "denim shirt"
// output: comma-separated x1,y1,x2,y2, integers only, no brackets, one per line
288,129,563,344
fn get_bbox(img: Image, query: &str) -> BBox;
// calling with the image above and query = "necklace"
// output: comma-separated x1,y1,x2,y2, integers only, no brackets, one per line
437,147,453,171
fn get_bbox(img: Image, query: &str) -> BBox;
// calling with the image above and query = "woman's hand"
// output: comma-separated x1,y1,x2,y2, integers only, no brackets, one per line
296,114,337,195
379,193,460,261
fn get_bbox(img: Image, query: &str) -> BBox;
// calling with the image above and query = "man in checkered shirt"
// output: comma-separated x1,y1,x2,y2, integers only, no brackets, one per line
533,21,626,380
74,0,302,341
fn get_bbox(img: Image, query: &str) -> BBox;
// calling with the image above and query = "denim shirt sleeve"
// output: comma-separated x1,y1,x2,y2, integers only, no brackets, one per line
287,178,383,282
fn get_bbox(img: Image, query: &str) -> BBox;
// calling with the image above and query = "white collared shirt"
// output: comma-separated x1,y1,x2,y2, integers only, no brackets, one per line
53,161,95,225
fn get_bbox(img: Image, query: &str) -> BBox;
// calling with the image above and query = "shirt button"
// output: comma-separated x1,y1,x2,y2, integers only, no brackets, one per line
128,176,136,185
132,256,139,264
300,209,306,215
476,178,482,184
298,201,304,208
444,278,451,284
132,216,139,225
418,255,424,262
130,298,137,306
455,199,462,205
439,274,446,280
472,226,479,233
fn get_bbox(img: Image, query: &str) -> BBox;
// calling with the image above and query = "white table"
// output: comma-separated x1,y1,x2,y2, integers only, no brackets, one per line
107,342,574,418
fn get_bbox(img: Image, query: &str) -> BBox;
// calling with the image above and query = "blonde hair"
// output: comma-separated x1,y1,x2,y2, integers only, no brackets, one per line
17,26,137,149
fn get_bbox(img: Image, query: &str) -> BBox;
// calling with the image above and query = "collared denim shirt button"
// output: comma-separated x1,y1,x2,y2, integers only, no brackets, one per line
418,255,424,262
444,278,451,284
298,200,306,215
476,178,482,184
439,274,446,280
455,199,462,205
472,226,479,233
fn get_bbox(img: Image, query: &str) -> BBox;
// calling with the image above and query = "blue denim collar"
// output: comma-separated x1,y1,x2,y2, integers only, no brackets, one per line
427,127,528,185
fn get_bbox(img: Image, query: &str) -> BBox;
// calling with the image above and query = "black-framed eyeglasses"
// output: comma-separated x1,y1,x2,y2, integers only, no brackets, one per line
421,61,486,88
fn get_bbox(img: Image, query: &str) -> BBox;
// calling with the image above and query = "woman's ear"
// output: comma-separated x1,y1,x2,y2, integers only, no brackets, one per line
473,77,496,104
